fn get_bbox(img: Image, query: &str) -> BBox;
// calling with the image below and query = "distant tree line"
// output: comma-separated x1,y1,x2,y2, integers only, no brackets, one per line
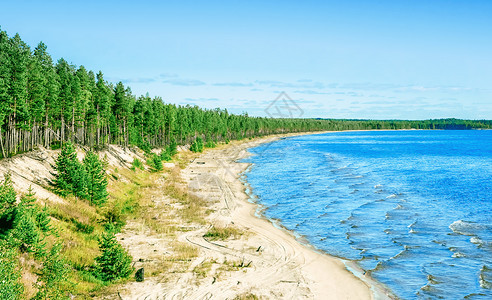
0,28,490,158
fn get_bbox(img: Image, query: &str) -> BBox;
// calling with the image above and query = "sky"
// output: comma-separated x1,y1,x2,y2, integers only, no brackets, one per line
1,0,491,119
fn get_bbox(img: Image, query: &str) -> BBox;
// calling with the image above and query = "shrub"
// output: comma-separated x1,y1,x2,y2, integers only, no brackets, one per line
167,141,178,156
190,137,204,153
148,153,163,172
159,150,172,162
130,158,144,171
205,134,216,148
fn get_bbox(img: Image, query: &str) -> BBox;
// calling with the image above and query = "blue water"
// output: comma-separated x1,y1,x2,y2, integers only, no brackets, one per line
241,130,492,299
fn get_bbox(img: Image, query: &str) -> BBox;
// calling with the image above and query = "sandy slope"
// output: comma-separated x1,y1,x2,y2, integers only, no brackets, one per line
115,135,393,299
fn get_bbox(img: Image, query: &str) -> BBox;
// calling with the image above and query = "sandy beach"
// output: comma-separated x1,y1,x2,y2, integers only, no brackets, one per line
114,133,393,299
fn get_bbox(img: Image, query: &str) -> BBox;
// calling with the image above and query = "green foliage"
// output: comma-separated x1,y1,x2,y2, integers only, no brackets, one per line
190,137,204,153
52,142,88,199
49,141,62,150
0,28,490,159
204,134,216,148
159,150,172,162
147,153,163,172
7,188,50,255
167,141,178,156
8,207,43,253
0,173,17,233
52,145,109,207
0,178,51,255
83,151,108,206
158,141,178,162
130,158,144,171
204,140,216,148
72,219,95,234
93,228,134,282
34,243,72,300
0,241,24,300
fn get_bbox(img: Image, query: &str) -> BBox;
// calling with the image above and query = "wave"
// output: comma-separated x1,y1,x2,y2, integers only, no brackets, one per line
449,220,486,236
479,265,492,289
386,193,403,199
395,203,406,209
452,252,467,258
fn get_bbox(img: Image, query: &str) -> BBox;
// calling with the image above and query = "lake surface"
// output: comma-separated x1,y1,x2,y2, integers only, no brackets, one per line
241,130,492,299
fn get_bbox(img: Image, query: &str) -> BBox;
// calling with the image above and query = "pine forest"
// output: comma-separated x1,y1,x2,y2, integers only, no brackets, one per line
0,28,491,159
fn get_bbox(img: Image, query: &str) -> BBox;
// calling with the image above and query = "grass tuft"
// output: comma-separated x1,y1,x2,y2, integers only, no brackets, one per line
203,226,243,241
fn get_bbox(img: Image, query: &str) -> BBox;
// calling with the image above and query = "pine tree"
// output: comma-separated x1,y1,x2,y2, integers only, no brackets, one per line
32,41,59,148
8,188,48,254
94,228,133,282
0,173,17,233
8,203,42,253
6,33,31,155
83,151,108,206
52,142,88,199
0,29,11,158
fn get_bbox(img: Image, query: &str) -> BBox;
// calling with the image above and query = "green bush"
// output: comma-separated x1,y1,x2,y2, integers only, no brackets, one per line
190,137,204,153
167,142,178,156
159,150,172,162
52,144,109,207
204,134,216,148
130,158,144,171
94,228,134,282
147,153,163,172
158,141,178,162
50,141,62,150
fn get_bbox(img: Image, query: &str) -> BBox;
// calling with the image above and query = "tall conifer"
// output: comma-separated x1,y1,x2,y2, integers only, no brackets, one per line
83,151,108,206
52,142,88,199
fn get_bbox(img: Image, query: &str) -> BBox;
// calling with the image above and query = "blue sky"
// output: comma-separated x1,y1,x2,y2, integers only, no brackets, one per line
1,0,491,119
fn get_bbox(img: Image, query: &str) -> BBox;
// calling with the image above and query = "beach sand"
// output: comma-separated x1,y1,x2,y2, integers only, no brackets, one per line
115,133,393,299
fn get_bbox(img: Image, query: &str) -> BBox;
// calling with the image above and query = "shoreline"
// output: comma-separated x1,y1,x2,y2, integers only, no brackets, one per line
114,131,395,299
182,131,393,298
231,132,394,299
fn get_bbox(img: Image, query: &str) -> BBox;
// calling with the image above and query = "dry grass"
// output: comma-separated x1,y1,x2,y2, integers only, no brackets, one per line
49,196,101,227
193,259,216,279
203,225,244,241
169,241,199,262
161,166,208,225
233,292,261,300
221,258,252,271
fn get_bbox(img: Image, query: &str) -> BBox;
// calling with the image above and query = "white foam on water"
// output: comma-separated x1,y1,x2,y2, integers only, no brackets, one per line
449,220,484,236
